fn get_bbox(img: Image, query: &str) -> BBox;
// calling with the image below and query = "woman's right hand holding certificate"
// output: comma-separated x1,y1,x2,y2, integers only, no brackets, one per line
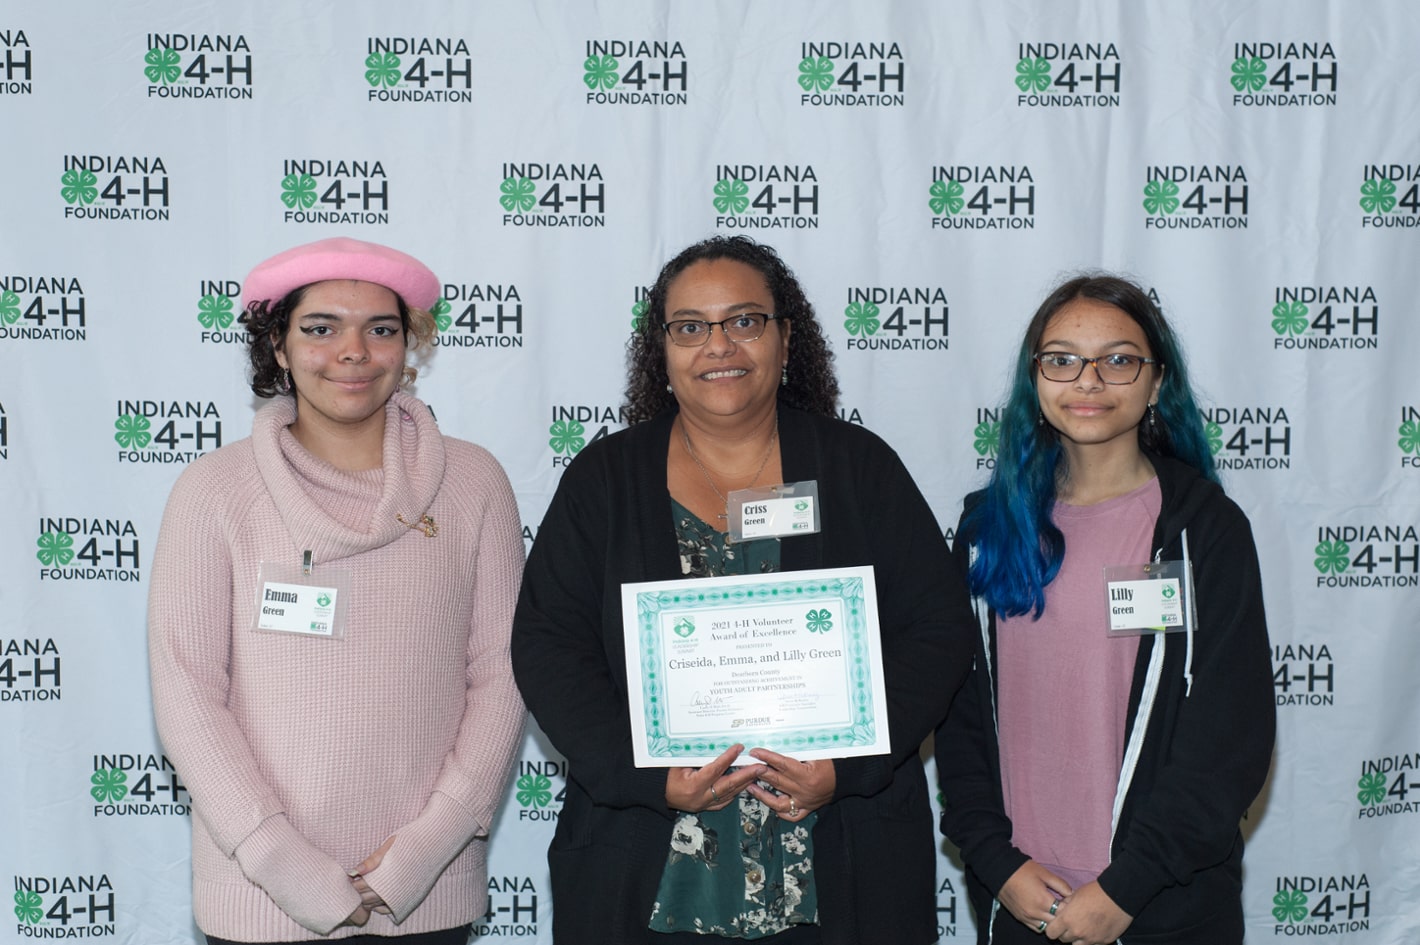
664,743,767,813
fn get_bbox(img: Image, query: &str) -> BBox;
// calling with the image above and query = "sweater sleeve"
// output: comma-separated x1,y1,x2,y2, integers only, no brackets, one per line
826,438,978,801
511,448,674,815
932,514,1030,896
147,459,362,935
360,448,528,923
1095,502,1275,917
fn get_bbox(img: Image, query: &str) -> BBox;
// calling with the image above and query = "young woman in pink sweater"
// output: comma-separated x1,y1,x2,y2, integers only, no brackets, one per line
148,238,526,944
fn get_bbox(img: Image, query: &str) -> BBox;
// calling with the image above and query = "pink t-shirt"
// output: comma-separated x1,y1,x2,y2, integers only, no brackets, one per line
996,478,1160,891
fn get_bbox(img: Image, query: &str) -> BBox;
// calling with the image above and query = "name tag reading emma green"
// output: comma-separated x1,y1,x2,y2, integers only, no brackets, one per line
252,562,349,638
1104,561,1189,635
728,481,821,542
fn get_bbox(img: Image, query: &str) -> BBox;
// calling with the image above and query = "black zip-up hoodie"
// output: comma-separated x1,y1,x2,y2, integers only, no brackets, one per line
935,453,1275,943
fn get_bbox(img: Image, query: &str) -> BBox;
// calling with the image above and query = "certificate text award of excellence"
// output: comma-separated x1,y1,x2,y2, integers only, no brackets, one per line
620,566,890,767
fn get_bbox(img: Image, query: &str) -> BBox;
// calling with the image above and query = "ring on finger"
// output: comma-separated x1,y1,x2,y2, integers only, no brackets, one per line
1049,899,1060,916
1037,919,1047,933
787,796,799,816
710,785,720,803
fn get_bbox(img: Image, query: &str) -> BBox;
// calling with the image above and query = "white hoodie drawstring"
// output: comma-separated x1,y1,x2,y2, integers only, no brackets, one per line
1181,528,1196,697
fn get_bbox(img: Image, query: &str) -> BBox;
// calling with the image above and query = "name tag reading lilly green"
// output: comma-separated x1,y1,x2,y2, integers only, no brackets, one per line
1104,561,1188,635
253,561,348,638
728,480,820,542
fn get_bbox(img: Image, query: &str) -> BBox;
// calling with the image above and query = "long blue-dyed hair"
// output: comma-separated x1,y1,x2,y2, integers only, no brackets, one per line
964,274,1218,618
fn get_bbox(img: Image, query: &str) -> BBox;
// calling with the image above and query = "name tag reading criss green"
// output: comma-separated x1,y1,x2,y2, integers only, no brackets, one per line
728,480,821,542
1104,561,1189,635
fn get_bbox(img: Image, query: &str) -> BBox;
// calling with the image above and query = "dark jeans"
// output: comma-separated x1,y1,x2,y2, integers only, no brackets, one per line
206,926,470,945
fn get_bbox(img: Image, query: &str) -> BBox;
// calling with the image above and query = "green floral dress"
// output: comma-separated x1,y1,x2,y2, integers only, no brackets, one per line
647,501,818,938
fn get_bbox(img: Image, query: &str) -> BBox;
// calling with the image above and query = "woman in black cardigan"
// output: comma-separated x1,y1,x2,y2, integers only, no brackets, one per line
512,236,975,944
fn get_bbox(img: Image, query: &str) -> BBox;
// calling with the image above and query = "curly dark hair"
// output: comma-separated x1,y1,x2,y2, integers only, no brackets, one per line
238,285,434,398
623,236,839,424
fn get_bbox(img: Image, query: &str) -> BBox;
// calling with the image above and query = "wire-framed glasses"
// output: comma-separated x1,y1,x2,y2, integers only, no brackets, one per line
663,313,783,347
1034,351,1158,384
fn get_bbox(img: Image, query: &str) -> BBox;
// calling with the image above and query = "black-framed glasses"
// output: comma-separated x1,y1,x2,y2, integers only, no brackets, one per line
1034,351,1158,384
662,312,784,347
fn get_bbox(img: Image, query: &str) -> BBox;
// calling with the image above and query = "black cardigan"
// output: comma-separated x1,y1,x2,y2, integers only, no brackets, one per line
513,404,976,944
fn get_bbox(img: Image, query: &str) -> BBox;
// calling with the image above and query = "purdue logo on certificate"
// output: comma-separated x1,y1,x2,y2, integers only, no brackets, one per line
620,565,890,767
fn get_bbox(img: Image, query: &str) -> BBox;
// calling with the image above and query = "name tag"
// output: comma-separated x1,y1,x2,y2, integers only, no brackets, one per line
1104,561,1189,635
252,561,349,638
728,481,821,542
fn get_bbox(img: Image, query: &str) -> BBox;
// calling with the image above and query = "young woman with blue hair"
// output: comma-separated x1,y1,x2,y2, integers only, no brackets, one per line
936,275,1274,944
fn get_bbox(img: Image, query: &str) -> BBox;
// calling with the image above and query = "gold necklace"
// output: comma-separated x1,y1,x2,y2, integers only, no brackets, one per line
681,422,779,520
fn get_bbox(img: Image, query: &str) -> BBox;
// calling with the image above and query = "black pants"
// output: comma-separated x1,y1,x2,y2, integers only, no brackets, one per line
206,926,470,945
989,904,1242,945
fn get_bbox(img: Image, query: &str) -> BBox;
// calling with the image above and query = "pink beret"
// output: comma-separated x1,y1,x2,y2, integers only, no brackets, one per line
241,237,440,311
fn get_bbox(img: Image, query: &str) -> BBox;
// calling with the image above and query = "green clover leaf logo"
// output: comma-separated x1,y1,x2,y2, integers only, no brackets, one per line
14,890,44,925
281,173,318,210
805,608,833,633
36,531,74,567
198,294,235,330
1359,178,1397,214
316,592,332,607
549,419,586,455
929,178,965,216
1399,419,1420,456
1015,57,1051,93
1142,179,1180,216
1272,889,1308,923
365,51,401,88
973,421,1000,457
61,168,99,206
798,57,835,92
1313,540,1349,575
1161,584,1176,600
516,773,554,808
713,178,750,214
115,413,152,448
1230,57,1268,93
1357,771,1387,806
794,499,808,512
1270,300,1309,337
583,55,619,91
501,176,537,212
844,301,880,337
91,768,128,803
0,289,21,326
144,47,182,84
631,299,648,332
673,617,695,638
431,298,452,333
1205,421,1223,455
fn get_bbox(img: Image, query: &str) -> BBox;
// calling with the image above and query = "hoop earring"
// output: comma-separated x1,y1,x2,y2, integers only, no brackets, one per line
279,370,292,394
666,383,674,394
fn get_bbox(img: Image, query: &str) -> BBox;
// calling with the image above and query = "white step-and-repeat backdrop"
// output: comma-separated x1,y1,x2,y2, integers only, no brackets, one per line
2,2,1416,943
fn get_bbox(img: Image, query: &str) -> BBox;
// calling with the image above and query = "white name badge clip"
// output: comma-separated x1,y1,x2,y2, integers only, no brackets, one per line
728,481,821,542
252,552,350,639
1104,561,1190,636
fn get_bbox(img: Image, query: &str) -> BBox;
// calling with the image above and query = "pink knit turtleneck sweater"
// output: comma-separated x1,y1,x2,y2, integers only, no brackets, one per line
148,391,526,941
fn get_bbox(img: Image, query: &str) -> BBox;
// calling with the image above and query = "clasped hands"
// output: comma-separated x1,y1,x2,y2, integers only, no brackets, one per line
1000,860,1133,945
342,835,395,928
664,743,835,822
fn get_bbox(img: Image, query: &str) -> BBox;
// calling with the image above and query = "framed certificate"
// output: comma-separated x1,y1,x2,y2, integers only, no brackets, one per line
620,565,890,767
